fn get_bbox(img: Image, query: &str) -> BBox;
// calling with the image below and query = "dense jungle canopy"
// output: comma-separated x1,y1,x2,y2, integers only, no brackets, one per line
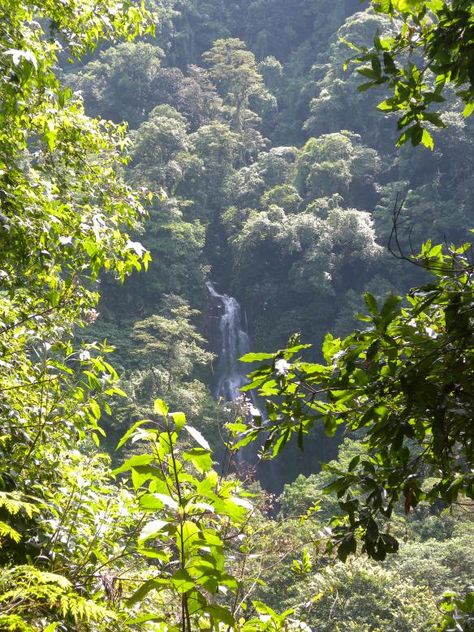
0,0,473,630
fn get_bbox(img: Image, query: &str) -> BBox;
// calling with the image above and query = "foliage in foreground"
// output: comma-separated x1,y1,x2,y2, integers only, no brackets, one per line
0,1,157,627
232,238,474,562
269,438,474,631
352,0,474,148
0,6,309,629
114,399,310,631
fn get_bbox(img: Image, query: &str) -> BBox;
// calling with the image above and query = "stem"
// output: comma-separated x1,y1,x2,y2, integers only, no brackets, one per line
166,423,190,632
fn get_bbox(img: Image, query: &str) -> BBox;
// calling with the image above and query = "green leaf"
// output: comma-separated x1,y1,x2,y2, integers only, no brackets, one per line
420,128,434,150
231,496,253,511
0,521,21,543
127,579,166,606
138,493,166,510
153,399,169,416
348,455,360,472
226,422,249,434
183,447,213,473
113,453,154,474
116,419,150,450
380,533,399,554
145,493,178,511
204,604,235,626
383,52,397,74
337,534,357,561
411,124,423,146
171,569,195,593
170,411,186,429
364,292,378,315
463,102,474,117
357,67,379,80
111,385,127,397
322,333,341,363
396,125,416,146
421,112,445,128
184,425,210,450
240,352,275,362
126,614,167,625
380,293,401,324
88,398,101,420
339,37,363,52
139,520,169,542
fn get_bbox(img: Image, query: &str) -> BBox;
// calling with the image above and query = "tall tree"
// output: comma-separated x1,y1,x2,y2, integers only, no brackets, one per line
0,1,154,627
203,38,272,160
70,42,165,128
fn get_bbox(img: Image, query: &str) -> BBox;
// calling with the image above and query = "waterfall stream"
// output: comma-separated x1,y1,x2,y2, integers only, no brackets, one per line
206,282,340,493
206,281,262,469
206,281,299,493
206,281,255,403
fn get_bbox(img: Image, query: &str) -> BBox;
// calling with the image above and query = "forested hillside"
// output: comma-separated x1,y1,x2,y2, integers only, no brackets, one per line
70,0,473,473
1,0,473,630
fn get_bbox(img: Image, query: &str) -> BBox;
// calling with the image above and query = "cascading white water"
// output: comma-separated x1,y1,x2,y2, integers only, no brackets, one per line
206,281,253,402
206,282,281,489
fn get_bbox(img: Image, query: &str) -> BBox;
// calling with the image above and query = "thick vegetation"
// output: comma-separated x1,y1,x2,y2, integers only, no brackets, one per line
1,0,473,630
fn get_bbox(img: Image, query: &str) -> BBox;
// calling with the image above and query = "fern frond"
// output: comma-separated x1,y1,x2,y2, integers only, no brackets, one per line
0,566,115,627
0,520,21,544
59,593,115,622
0,492,38,518
0,613,35,631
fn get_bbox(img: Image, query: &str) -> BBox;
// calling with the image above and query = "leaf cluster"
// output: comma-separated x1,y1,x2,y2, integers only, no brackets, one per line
230,241,474,562
346,0,473,147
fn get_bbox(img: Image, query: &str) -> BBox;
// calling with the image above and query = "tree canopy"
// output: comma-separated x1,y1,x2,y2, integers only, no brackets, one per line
350,0,474,148
1,0,473,629
226,0,474,571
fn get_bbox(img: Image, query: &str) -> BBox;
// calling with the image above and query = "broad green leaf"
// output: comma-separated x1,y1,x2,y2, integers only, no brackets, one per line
337,534,357,561
204,604,235,626
170,411,186,429
88,399,101,420
184,425,210,450
146,493,179,511
138,493,166,510
127,579,166,606
240,352,275,362
153,399,169,416
231,496,253,511
183,447,213,473
127,614,166,624
113,453,154,474
116,419,151,450
171,569,195,593
463,102,474,117
139,520,169,542
132,464,164,490
136,546,171,561
185,501,215,514
226,422,248,434
392,0,425,11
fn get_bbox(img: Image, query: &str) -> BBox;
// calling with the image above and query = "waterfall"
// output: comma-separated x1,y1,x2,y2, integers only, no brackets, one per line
206,281,254,404
206,282,283,491
206,281,261,472
206,281,337,494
